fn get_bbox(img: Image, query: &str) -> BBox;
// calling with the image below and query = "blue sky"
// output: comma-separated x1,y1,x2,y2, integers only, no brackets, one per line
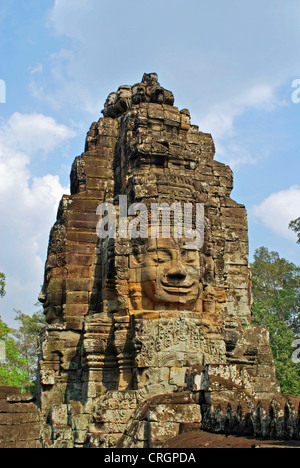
1,0,300,326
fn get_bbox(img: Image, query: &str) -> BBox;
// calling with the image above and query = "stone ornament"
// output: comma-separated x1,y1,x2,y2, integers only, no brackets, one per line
33,74,300,448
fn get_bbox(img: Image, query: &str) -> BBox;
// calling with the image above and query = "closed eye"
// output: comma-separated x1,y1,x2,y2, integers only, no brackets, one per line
153,250,172,264
181,250,198,264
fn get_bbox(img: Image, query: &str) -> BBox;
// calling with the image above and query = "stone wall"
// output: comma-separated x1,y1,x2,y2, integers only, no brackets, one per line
2,73,299,448
0,387,41,448
188,365,300,440
35,74,300,447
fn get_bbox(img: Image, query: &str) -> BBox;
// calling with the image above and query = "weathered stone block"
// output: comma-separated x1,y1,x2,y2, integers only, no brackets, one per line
148,404,201,424
26,72,300,450
149,421,180,445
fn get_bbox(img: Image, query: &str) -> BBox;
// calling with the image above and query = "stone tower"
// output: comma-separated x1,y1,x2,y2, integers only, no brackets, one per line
37,73,300,448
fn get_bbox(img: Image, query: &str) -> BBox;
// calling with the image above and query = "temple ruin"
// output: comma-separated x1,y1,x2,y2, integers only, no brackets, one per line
1,73,300,448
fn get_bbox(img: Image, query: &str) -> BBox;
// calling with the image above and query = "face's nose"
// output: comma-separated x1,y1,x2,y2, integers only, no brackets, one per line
167,262,187,285
38,290,46,304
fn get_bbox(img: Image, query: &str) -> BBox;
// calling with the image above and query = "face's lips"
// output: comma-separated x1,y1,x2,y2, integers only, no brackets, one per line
160,280,196,294
43,298,55,318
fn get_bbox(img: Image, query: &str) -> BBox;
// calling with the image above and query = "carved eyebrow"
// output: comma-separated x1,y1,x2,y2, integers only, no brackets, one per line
146,247,173,253
146,247,157,253
181,248,198,255
156,249,174,258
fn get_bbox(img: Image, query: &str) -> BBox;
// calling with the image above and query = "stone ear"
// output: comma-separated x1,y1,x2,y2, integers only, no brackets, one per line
31,72,293,451
132,251,143,266
130,241,146,266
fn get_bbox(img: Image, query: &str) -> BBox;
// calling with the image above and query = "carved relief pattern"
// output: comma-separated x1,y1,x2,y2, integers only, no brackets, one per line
33,73,291,449
134,315,202,367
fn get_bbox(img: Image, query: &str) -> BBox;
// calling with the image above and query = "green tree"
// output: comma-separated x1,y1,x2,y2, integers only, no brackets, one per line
251,247,300,395
0,318,30,388
251,247,300,333
289,218,300,244
252,306,300,396
12,308,46,385
0,272,6,298
0,274,46,390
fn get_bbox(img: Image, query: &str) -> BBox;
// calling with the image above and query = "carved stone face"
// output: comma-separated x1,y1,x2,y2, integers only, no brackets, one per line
38,221,67,324
38,255,66,325
115,86,132,114
132,84,147,104
138,237,202,309
102,92,117,118
39,277,66,324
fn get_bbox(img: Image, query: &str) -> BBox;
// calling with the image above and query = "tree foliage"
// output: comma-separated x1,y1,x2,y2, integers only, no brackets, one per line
12,308,46,385
252,305,300,395
0,273,46,391
289,217,300,244
251,247,300,396
251,247,300,333
0,318,30,388
0,272,6,298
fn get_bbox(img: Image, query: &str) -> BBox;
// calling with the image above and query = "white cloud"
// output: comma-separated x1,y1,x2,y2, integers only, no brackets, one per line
197,84,283,141
28,63,43,75
0,113,73,323
40,0,300,115
1,112,75,155
48,0,96,41
252,186,300,240
24,0,300,182
194,83,285,167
